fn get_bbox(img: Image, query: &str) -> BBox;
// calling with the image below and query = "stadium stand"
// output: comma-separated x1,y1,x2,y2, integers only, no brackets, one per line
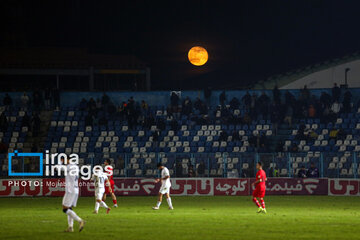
1,87,360,179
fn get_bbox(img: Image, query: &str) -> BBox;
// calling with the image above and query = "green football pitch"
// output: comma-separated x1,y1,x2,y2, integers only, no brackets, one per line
0,196,359,240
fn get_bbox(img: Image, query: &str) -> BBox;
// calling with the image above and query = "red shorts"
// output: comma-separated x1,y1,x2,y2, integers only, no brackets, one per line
105,183,115,194
252,186,265,198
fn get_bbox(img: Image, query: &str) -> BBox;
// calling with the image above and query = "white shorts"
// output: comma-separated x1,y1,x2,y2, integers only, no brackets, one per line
159,185,170,194
95,189,105,200
62,192,78,207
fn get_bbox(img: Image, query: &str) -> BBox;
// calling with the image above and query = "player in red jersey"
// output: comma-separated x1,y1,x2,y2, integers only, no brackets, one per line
251,162,267,214
102,159,118,207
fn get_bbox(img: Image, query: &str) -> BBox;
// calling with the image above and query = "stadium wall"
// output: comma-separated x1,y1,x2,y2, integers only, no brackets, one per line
0,178,358,197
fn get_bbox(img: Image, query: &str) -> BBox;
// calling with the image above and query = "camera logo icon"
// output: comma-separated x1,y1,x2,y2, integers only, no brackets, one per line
8,150,43,176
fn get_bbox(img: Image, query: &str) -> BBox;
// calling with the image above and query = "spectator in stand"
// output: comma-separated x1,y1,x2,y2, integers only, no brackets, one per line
32,90,43,112
101,92,110,106
259,132,268,147
127,97,135,112
320,105,331,123
258,143,267,153
275,141,284,152
331,100,342,115
242,91,251,110
250,93,257,119
285,90,295,107
87,98,96,113
141,100,149,113
79,98,87,111
232,130,240,141
249,135,256,148
290,143,299,153
357,99,360,111
117,101,126,121
52,88,60,110
170,118,179,131
284,105,293,127
273,85,281,105
0,140,8,154
96,98,102,111
229,97,240,110
307,163,319,178
99,114,107,126
298,166,307,178
219,90,226,106
243,112,251,125
143,113,155,130
219,131,228,142
32,113,41,137
199,102,208,115
329,127,339,140
188,164,194,177
194,97,202,111
308,129,318,140
320,91,332,108
22,112,31,128
258,92,270,118
101,93,110,112
296,124,306,140
198,114,209,126
332,83,341,102
116,156,125,169
182,97,192,116
3,93,12,110
85,114,93,126
31,142,39,153
44,88,51,110
0,112,8,132
204,87,212,106
270,102,280,135
93,113,99,126
108,102,116,115
300,85,310,103
269,167,279,177
20,92,30,111
337,128,347,140
308,104,316,118
126,97,138,129
342,90,352,113
157,118,166,131
197,161,206,177
152,130,160,148
175,161,183,177
170,91,179,108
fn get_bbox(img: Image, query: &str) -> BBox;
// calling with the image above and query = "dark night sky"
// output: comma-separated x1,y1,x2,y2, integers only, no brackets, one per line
1,0,360,90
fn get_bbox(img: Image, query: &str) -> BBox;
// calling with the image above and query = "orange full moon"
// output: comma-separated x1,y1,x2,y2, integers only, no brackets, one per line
188,46,208,66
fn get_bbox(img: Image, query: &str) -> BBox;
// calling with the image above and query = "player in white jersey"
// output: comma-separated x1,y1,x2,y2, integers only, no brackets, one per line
91,171,112,214
61,159,85,232
152,163,173,210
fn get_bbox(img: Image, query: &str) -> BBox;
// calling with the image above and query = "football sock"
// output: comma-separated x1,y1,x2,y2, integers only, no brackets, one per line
166,198,173,208
252,198,261,208
95,202,100,211
67,215,74,228
156,201,161,208
66,209,82,222
260,199,265,209
113,199,117,205
100,201,109,209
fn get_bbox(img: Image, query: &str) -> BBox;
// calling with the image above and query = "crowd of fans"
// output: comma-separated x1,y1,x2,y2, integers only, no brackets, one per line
0,85,357,177
3,89,60,112
1,84,355,153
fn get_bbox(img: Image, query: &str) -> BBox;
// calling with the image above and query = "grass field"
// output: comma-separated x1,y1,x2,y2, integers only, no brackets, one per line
0,196,359,240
